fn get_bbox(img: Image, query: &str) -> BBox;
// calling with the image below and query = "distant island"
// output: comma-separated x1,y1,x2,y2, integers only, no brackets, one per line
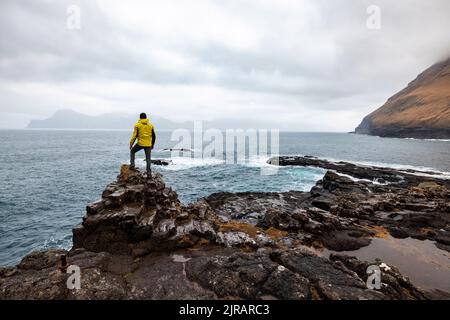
355,57,450,139
27,109,188,130
27,109,274,130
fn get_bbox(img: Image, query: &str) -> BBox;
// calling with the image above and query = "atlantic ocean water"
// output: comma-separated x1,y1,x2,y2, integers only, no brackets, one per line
1,129,449,266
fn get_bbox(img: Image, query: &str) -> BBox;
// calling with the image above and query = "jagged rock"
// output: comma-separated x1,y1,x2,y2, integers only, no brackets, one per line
1,162,448,300
264,157,450,251
262,265,311,300
268,156,450,187
150,159,172,166
204,191,309,223
17,249,67,271
73,165,219,256
198,158,450,256
258,208,308,232
320,231,372,251
216,232,257,248
330,254,426,300
0,248,218,300
185,248,416,300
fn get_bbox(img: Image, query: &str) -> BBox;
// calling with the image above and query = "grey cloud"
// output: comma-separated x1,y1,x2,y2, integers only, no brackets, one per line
0,0,450,129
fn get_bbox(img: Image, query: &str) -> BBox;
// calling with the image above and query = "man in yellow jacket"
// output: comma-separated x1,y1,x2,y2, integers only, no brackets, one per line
130,113,156,175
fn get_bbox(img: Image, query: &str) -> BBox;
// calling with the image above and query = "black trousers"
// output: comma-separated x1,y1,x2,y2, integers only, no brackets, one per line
130,144,152,174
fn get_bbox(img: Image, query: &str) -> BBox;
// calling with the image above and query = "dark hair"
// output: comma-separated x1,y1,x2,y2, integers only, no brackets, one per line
140,113,147,119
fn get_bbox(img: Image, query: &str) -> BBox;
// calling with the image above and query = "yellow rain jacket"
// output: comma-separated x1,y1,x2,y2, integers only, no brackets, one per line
130,119,155,147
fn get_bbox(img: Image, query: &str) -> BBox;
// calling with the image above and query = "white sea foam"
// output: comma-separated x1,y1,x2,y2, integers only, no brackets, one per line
261,154,450,180
330,171,389,185
137,156,224,171
244,155,278,168
42,235,72,251
139,153,450,180
405,138,450,142
137,155,278,171
318,156,450,179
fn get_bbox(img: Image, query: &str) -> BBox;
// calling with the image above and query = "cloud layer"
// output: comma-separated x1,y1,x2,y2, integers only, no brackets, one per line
1,0,450,130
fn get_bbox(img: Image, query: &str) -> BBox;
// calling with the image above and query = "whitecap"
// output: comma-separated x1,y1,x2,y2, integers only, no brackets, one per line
315,156,450,180
138,156,224,171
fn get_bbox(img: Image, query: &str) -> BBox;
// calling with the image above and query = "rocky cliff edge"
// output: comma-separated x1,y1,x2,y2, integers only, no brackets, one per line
1,163,449,300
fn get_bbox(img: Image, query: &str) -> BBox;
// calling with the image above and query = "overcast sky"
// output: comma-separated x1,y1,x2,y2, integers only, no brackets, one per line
0,0,449,130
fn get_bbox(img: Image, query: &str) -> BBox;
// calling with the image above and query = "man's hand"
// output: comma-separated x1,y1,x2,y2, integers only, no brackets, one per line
129,144,133,150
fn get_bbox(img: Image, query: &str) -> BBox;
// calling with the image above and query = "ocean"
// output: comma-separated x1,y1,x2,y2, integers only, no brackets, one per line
1,129,449,266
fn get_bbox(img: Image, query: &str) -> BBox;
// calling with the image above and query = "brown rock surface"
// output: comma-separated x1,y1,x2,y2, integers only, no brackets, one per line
1,162,449,300
355,57,450,139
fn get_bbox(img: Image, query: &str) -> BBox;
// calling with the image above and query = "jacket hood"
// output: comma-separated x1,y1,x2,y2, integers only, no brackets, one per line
138,119,150,125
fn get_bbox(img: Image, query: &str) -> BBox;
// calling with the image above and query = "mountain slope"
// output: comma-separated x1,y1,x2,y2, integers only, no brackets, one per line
355,57,450,139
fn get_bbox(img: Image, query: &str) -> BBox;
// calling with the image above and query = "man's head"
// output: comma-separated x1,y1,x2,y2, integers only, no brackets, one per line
140,113,147,119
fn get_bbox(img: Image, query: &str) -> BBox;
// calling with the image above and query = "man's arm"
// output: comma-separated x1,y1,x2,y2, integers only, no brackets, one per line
130,126,138,149
151,127,156,148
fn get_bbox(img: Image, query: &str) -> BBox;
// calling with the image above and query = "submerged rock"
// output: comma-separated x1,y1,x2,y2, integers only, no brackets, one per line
150,159,172,166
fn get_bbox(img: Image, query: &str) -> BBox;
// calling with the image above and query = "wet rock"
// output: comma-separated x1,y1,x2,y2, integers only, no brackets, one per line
258,209,308,231
150,159,172,166
204,191,309,223
266,157,450,252
311,197,335,211
320,231,372,251
1,161,447,300
329,254,426,300
424,289,450,300
321,171,358,192
203,161,450,253
269,249,384,300
186,251,275,299
17,249,67,271
86,199,105,216
269,156,450,187
262,266,311,300
73,165,220,256
216,232,257,248
185,247,418,300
